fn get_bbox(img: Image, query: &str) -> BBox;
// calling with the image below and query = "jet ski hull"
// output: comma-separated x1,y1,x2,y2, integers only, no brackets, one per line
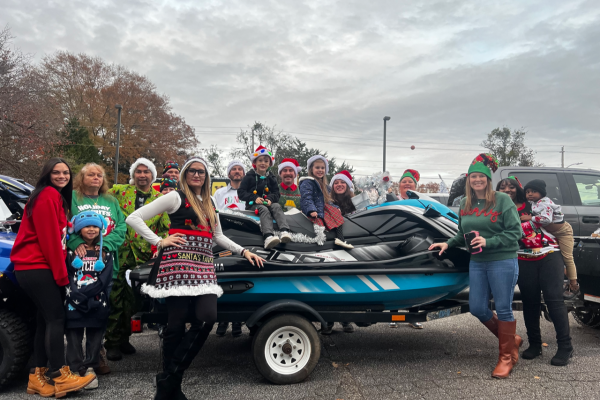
218,272,469,310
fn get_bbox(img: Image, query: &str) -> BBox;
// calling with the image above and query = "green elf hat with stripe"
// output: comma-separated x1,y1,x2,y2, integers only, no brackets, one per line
468,153,499,180
400,169,420,185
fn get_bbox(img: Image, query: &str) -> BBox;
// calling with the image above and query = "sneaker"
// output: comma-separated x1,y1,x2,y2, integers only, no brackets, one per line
95,347,111,375
334,238,354,249
120,341,136,355
264,235,280,249
389,322,397,328
409,322,424,329
82,368,98,390
342,322,355,333
216,322,229,336
280,231,292,243
106,347,122,361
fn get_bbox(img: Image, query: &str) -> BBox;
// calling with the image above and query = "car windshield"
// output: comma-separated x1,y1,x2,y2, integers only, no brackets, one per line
0,198,13,220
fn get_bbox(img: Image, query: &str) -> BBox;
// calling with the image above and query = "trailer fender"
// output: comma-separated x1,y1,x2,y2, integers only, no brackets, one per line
245,299,326,328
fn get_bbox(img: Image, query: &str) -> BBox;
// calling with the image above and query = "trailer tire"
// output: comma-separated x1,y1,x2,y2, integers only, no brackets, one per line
0,309,32,387
572,308,600,329
252,314,320,384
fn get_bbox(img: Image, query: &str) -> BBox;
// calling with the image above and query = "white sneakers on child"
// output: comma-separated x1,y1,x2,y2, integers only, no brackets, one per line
264,235,281,249
280,231,292,243
335,239,354,249
82,368,98,390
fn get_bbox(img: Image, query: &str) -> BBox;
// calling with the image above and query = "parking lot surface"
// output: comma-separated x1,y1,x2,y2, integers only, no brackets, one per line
2,312,599,400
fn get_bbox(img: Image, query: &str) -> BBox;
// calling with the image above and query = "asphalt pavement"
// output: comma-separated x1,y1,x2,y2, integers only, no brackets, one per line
2,312,599,400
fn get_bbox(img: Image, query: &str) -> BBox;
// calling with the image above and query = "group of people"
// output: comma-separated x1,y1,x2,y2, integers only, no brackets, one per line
8,146,577,398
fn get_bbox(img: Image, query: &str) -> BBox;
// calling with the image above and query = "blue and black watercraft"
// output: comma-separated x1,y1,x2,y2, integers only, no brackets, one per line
131,195,471,311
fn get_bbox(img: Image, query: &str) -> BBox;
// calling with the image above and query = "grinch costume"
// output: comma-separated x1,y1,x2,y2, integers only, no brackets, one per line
105,180,170,352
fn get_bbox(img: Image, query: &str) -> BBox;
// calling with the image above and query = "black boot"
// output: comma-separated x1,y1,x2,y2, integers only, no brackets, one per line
216,322,229,337
522,304,543,360
522,343,542,360
162,325,185,372
154,372,177,400
231,322,242,337
551,346,574,366
320,322,334,335
166,322,214,400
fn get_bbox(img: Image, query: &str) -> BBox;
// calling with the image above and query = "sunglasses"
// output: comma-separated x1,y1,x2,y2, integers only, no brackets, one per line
187,168,206,176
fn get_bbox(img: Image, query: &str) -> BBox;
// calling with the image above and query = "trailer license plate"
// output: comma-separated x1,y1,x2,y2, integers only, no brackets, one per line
426,306,461,321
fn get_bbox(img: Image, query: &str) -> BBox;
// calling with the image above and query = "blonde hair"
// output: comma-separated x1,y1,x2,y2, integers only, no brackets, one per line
309,160,332,204
464,176,496,212
73,163,109,198
180,163,217,231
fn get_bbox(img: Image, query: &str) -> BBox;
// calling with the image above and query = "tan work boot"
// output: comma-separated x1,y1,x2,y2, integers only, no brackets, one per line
52,366,96,398
26,367,55,397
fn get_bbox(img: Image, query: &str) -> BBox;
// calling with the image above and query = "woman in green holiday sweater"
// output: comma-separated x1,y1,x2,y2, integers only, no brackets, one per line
429,153,522,379
68,163,127,279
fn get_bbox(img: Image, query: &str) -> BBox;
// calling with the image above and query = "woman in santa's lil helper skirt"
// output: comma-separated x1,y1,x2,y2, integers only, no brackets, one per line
126,157,264,399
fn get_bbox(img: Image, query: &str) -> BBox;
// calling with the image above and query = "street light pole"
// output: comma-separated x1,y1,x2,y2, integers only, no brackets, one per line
114,104,122,185
383,116,390,171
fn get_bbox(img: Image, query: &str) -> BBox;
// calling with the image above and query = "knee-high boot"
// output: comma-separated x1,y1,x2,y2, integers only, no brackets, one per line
168,322,215,399
492,320,517,379
481,313,522,365
162,325,185,372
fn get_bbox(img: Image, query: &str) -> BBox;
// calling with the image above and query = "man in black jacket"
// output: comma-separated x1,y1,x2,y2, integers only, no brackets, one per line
237,145,292,249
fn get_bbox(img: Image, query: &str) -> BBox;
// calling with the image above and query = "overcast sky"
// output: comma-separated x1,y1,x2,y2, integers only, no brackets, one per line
3,0,600,182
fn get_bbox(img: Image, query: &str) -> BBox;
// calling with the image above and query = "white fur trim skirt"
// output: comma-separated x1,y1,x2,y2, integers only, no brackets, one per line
141,282,224,298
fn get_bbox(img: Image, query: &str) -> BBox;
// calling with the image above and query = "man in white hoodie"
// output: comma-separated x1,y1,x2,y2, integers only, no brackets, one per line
214,160,246,337
214,160,246,210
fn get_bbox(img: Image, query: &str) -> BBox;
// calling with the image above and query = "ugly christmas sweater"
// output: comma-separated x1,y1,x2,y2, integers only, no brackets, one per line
278,183,301,211
108,184,170,270
68,193,126,279
446,192,521,262
11,187,69,287
65,250,113,329
237,169,280,209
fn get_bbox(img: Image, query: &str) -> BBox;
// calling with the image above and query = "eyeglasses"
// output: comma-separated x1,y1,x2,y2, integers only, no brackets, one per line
187,168,206,176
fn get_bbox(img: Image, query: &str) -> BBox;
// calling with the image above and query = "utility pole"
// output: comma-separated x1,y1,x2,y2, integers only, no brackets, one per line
561,145,564,168
383,116,390,171
114,104,122,185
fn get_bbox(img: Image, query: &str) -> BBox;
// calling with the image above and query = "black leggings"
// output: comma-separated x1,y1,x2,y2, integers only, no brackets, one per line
518,252,572,348
163,295,217,375
15,269,65,372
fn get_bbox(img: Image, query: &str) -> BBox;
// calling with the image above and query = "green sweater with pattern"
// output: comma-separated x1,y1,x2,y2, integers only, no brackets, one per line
278,183,301,211
447,192,521,262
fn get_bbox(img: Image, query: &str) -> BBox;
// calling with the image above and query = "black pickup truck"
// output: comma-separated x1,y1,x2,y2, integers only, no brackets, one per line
449,167,600,328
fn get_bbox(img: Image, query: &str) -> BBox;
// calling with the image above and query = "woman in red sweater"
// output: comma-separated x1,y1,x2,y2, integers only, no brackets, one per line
11,158,95,397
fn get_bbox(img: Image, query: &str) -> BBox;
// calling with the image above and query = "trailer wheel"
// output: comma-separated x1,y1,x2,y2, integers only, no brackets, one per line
0,309,32,387
572,307,600,329
252,314,320,384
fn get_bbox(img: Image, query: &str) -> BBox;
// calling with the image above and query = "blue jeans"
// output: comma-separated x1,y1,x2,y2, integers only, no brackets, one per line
469,258,519,322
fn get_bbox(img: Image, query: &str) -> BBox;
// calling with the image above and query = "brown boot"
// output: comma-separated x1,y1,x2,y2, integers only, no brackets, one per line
492,320,517,379
26,367,55,397
481,314,522,366
51,366,96,398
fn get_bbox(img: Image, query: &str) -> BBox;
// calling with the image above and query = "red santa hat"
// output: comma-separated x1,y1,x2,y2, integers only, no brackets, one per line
278,158,302,177
249,145,275,168
307,155,329,175
330,170,354,192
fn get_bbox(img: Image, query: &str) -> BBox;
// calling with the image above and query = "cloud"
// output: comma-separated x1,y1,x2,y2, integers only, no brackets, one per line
3,0,599,180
